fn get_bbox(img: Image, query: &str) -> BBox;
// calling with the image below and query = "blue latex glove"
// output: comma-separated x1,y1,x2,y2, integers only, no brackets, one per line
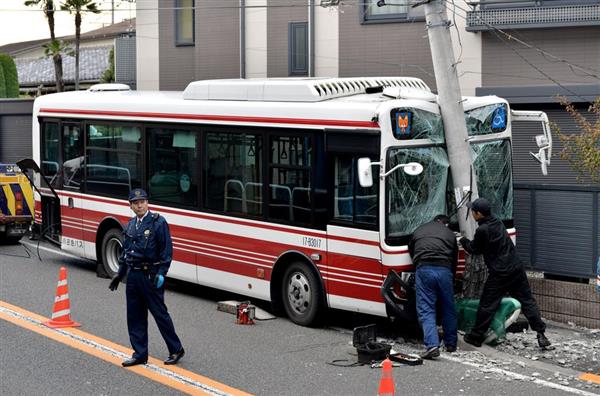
154,274,164,288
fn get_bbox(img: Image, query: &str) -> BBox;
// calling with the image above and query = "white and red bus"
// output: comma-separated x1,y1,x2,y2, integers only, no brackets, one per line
27,77,551,326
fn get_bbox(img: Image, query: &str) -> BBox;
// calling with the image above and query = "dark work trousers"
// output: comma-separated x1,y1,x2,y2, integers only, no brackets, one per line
470,269,545,340
416,265,458,349
126,269,182,360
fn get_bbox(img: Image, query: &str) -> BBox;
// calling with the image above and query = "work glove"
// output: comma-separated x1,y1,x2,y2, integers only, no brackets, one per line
109,275,122,291
154,274,164,289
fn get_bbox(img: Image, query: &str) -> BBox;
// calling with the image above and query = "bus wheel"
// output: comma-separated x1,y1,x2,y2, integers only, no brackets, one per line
281,261,324,326
101,229,123,278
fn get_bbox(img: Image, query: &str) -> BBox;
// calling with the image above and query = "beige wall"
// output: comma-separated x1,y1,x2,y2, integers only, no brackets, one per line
246,0,268,78
315,4,339,77
136,0,159,90
450,0,481,96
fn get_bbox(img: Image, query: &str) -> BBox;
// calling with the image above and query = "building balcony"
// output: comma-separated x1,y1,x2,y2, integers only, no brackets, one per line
466,2,600,31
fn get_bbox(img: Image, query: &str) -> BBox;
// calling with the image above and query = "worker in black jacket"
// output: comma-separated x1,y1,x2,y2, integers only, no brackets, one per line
460,197,551,348
409,214,458,359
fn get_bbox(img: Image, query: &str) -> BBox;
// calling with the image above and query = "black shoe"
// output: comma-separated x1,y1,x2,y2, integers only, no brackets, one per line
537,332,551,348
420,346,440,360
122,357,147,367
463,333,482,347
164,348,185,365
445,345,457,353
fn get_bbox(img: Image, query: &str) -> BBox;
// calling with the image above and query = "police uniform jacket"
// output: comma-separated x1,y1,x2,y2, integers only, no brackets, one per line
117,211,173,278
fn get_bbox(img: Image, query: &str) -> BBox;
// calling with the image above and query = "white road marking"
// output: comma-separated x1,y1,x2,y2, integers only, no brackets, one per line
0,304,233,396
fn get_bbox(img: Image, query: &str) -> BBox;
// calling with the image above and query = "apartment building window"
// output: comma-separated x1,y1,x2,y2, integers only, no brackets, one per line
175,0,194,46
361,0,424,23
288,22,308,76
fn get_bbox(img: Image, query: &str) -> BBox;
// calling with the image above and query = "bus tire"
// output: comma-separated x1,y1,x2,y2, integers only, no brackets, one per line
281,261,325,327
100,228,123,278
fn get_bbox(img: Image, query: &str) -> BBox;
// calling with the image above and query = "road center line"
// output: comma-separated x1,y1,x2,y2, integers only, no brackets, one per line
442,354,598,395
0,300,252,396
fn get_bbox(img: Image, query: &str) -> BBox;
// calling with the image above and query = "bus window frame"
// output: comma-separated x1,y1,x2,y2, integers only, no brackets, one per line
383,140,448,247
61,121,84,192
83,119,146,201
39,117,63,189
145,122,202,211
267,129,316,227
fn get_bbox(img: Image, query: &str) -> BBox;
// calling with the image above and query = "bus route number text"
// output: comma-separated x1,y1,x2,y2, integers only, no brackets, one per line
302,236,322,249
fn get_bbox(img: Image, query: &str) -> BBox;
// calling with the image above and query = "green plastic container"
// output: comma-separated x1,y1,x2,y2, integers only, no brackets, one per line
455,297,521,345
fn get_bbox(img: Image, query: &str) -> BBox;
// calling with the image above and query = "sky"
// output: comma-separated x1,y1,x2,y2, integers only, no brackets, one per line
0,0,136,46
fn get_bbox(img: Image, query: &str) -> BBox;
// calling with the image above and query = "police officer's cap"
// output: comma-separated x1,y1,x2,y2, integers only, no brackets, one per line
466,197,491,215
128,188,149,202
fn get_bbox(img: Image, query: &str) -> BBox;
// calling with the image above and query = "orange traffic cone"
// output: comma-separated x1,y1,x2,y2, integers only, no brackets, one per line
378,357,395,396
43,267,80,328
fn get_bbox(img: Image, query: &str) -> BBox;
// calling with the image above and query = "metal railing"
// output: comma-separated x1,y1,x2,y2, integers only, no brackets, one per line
466,4,600,30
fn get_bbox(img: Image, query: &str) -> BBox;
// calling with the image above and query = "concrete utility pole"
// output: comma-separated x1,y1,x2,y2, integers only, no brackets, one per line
424,0,478,238
423,0,485,296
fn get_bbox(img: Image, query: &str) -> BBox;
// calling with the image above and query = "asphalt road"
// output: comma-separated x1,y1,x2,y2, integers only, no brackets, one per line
1,239,598,396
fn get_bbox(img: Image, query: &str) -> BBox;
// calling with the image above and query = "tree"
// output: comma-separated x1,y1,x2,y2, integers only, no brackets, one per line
0,54,19,97
100,47,115,83
60,0,100,90
24,0,65,92
43,40,73,93
553,97,600,184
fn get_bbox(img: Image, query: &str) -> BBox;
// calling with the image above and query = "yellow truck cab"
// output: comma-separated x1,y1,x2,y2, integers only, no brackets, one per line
0,164,33,243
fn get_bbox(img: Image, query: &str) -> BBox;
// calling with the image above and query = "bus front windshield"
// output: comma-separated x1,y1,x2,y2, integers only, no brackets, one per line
386,146,449,244
470,139,513,221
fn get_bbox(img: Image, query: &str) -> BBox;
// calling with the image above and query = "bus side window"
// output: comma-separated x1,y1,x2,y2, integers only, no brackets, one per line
41,122,60,188
333,155,378,226
205,131,262,216
269,135,311,225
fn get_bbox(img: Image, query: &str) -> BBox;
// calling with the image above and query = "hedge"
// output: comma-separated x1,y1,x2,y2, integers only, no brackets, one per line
0,54,19,98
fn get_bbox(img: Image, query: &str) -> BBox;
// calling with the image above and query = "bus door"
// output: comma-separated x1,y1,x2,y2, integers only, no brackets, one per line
59,122,85,256
325,133,382,315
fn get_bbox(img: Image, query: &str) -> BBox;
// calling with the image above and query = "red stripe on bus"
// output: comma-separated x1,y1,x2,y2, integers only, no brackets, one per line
39,192,382,247
38,108,380,129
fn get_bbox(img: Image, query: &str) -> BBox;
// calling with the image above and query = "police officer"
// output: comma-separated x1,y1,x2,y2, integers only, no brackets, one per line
109,188,185,367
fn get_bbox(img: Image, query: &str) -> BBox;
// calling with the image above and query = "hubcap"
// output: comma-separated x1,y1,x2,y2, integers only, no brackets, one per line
286,271,311,315
105,237,123,274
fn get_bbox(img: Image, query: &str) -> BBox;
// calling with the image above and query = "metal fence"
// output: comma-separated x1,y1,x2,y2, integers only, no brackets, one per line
514,183,599,278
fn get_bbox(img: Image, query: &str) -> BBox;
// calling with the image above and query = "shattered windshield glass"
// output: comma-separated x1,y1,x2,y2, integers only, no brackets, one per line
386,146,449,243
391,108,444,143
470,139,513,221
465,103,508,136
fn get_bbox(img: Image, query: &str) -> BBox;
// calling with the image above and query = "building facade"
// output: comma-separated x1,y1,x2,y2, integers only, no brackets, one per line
135,0,599,280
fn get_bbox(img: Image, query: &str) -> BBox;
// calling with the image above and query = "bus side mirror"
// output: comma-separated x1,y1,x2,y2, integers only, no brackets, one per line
358,158,423,188
511,110,552,176
358,158,375,188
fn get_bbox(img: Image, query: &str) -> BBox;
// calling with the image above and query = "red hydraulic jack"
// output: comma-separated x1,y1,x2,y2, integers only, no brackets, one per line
236,301,255,325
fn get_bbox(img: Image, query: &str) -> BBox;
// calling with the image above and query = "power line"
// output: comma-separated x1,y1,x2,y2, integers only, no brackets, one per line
441,0,600,79
440,0,597,103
